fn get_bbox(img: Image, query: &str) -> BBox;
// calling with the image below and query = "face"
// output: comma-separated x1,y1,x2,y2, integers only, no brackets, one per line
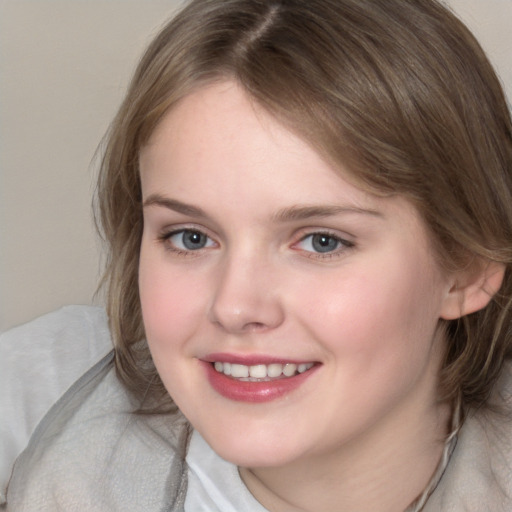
139,80,454,469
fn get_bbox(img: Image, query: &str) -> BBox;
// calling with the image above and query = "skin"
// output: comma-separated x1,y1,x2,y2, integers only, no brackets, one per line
138,80,469,511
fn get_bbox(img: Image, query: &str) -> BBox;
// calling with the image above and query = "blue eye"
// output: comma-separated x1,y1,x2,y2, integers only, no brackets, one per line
168,230,215,251
297,233,351,254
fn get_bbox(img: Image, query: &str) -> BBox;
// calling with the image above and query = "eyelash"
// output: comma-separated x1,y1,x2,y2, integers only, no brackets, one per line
293,232,355,259
158,228,217,256
157,228,355,259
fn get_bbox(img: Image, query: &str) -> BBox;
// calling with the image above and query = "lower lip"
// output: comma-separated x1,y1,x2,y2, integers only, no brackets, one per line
202,362,318,403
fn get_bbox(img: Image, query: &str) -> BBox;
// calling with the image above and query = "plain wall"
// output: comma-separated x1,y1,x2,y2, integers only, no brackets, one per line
0,0,511,331
0,1,182,330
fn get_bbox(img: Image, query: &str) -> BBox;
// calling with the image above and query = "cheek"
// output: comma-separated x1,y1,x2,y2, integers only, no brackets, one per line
299,256,444,367
138,247,207,351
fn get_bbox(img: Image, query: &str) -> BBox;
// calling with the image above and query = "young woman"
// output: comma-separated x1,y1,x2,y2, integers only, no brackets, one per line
5,0,512,510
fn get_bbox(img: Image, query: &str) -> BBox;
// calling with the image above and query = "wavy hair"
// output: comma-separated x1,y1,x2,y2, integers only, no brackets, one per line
96,0,512,412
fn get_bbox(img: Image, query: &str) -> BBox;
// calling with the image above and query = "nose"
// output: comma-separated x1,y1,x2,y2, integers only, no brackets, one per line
208,253,285,334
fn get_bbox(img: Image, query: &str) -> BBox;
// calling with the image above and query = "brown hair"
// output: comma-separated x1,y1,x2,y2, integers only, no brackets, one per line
96,0,512,412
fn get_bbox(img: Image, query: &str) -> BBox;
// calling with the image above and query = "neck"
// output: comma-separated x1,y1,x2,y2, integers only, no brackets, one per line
240,392,451,512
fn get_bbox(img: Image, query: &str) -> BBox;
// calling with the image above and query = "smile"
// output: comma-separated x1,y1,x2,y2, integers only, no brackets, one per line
213,361,315,380
203,357,319,402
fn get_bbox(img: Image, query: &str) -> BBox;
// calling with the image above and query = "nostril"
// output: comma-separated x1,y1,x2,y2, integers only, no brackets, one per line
243,321,268,332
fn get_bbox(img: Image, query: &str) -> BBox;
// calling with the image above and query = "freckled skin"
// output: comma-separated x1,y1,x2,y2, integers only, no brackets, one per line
138,81,455,509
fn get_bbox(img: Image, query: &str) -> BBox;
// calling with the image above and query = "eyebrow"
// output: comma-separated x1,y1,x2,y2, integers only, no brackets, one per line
143,194,383,222
272,204,383,222
143,194,208,218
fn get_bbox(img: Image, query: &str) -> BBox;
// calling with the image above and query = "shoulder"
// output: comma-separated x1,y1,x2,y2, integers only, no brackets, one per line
426,360,512,511
0,306,113,505
6,353,190,511
0,305,113,409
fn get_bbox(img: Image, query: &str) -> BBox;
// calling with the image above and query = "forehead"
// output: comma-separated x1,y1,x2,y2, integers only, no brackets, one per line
141,76,396,199
140,80,429,233
143,80,296,165
140,81,369,204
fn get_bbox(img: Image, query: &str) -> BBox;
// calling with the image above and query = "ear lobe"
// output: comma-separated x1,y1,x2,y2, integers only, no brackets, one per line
440,261,505,320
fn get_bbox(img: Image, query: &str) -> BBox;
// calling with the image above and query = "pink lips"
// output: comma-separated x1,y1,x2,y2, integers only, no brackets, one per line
201,353,319,403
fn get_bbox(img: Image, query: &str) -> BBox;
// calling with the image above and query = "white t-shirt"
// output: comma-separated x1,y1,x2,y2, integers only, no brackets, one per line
186,430,268,512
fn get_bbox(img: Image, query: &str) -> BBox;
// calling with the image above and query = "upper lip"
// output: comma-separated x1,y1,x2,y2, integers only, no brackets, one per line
201,352,317,366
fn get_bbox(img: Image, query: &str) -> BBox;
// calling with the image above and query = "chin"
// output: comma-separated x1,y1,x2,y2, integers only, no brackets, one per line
199,425,304,469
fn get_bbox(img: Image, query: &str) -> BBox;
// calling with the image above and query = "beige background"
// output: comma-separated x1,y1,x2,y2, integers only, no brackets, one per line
1,0,511,331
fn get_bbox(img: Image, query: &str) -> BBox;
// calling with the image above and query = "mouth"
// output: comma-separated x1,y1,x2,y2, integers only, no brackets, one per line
212,361,315,381
202,356,319,402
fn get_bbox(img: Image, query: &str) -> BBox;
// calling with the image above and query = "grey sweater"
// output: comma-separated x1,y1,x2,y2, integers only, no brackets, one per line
4,354,512,511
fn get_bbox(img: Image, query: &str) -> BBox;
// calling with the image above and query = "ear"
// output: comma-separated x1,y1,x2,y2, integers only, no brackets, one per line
440,261,505,320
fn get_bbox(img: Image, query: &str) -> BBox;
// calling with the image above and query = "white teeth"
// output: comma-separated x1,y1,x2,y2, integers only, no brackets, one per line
282,363,297,377
213,361,314,380
249,365,267,378
230,364,249,378
267,363,283,378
